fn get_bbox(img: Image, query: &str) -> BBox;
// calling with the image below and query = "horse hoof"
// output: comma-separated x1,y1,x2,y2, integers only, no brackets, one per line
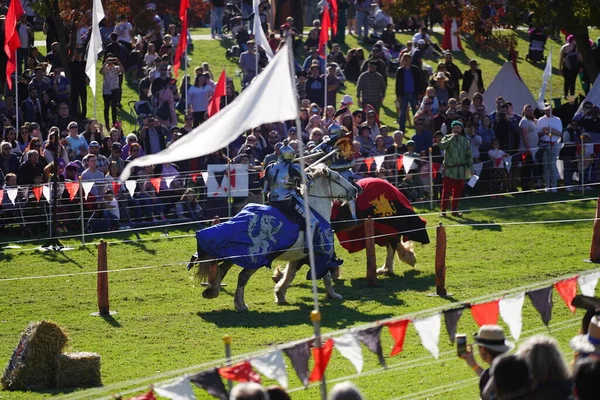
235,303,249,312
332,268,341,280
327,293,343,301
376,267,389,276
272,268,283,284
202,288,220,299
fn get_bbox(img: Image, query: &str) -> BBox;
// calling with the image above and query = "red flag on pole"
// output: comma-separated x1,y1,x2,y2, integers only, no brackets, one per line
318,5,331,57
4,0,25,89
173,14,188,77
179,0,190,20
208,69,227,117
328,0,338,36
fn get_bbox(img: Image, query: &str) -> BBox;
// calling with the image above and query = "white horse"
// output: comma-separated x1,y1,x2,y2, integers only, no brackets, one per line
190,164,359,312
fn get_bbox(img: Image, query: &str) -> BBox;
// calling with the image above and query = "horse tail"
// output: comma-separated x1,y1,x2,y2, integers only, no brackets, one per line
397,239,416,267
193,256,217,284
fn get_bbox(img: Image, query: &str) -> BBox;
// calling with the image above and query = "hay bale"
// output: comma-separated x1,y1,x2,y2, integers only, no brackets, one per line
55,352,102,389
1,321,69,391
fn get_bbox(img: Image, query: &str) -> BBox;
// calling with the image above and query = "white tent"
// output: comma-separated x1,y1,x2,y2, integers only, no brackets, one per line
573,73,600,118
483,62,537,114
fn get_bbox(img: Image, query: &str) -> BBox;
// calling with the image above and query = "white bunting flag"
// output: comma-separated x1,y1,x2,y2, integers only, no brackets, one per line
333,333,364,374
125,180,137,198
578,272,600,297
537,47,553,110
58,183,65,199
42,185,51,203
402,155,415,173
413,313,442,359
374,155,386,172
201,172,209,185
82,182,95,200
499,293,525,340
530,147,538,160
250,350,288,388
253,0,274,59
165,176,175,188
473,162,483,177
154,377,196,400
557,159,564,180
504,157,512,173
467,175,479,188
6,187,18,206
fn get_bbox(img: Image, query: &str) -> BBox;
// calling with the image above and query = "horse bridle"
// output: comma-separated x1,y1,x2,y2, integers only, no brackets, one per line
307,171,358,201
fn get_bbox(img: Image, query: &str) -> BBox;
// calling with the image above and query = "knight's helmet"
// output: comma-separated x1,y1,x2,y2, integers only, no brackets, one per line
279,139,295,162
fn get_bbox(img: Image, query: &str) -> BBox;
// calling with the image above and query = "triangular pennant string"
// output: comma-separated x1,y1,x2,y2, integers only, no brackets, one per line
283,341,311,386
333,333,363,374
499,293,525,340
0,189,3,205
128,390,156,400
150,177,162,193
189,369,228,400
473,162,483,176
386,319,409,356
165,176,175,189
191,173,198,183
494,158,503,168
470,300,500,326
504,157,512,173
357,326,386,367
7,188,18,205
527,286,553,326
578,272,600,297
65,182,79,201
82,181,95,200
32,186,42,202
364,157,374,172
395,155,403,171
413,313,442,359
444,308,464,343
250,350,288,388
373,155,385,172
403,155,415,172
154,377,196,400
432,162,441,179
125,180,137,198
555,277,578,313
111,181,121,195
308,338,334,382
201,172,209,184
218,361,260,383
42,185,51,203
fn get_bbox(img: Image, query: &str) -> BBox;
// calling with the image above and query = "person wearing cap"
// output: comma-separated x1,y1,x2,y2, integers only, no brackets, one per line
302,46,326,74
439,120,472,216
356,60,386,113
325,63,341,109
88,141,109,174
396,53,426,132
108,142,124,174
64,121,88,157
537,104,563,192
433,72,450,104
360,46,388,83
340,95,354,110
460,325,515,398
462,59,485,98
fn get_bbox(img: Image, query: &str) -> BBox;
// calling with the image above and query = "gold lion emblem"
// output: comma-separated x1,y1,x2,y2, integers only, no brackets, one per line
369,195,397,217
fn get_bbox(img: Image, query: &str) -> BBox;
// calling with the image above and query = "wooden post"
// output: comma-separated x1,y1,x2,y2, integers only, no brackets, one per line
435,223,447,296
223,335,233,391
589,197,600,263
365,216,377,287
208,216,221,284
97,240,109,316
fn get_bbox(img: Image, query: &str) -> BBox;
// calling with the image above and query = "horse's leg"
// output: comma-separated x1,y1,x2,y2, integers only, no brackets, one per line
377,239,397,276
324,271,343,300
272,265,284,284
397,240,416,268
274,261,300,304
234,268,257,312
202,261,233,299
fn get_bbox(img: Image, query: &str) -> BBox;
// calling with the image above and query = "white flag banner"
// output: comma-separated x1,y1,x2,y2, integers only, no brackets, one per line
6,187,18,205
82,182,95,200
125,180,137,198
154,377,196,400
374,155,385,172
42,185,51,203
578,272,600,297
120,42,298,181
473,162,483,177
165,176,174,188
413,313,442,359
499,293,525,340
504,157,512,173
250,350,288,388
402,155,415,172
86,0,105,97
537,47,552,110
253,0,274,59
333,333,363,374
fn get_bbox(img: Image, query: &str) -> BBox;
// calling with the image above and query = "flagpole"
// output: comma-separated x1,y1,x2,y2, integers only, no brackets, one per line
225,77,232,218
286,36,327,400
184,9,189,114
15,50,19,129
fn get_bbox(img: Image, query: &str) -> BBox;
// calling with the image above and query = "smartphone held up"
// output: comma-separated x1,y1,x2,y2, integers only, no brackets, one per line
456,333,467,357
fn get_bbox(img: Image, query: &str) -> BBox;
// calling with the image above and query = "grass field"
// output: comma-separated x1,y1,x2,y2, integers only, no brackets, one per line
2,28,599,399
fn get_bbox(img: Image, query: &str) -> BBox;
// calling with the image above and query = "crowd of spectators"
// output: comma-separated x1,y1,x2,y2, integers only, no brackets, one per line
1,2,599,238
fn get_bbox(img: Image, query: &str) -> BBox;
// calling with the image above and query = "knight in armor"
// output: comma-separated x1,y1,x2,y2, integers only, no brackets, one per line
309,125,357,182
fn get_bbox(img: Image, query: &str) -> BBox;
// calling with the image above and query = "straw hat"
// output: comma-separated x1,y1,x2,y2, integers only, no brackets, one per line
474,325,514,353
570,315,600,354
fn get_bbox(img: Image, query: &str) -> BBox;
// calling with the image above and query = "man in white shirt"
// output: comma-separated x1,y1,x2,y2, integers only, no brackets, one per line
114,15,133,52
537,104,563,192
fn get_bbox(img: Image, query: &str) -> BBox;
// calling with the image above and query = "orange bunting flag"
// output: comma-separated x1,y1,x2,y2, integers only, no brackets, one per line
309,338,335,382
364,157,374,172
218,361,261,383
432,162,441,179
259,170,266,179
0,189,3,205
112,181,121,195
65,182,79,201
32,186,42,202
470,300,500,327
150,177,162,193
395,155,403,171
386,319,409,356
555,277,578,313
191,174,198,183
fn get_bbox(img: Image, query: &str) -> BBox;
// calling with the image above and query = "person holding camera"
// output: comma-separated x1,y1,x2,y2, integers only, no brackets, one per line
139,114,168,155
99,56,123,129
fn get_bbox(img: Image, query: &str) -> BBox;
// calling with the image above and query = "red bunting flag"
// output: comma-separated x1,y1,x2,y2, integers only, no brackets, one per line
111,181,120,195
364,157,374,172
32,186,42,202
328,0,338,36
259,170,265,179
396,155,403,171
208,69,227,117
494,158,503,167
432,162,441,178
128,390,156,400
555,277,578,313
309,338,334,382
218,361,261,383
318,4,331,57
150,177,162,193
65,181,79,201
470,300,500,326
173,0,190,77
3,0,24,89
386,319,409,356
0,189,3,205
191,174,198,183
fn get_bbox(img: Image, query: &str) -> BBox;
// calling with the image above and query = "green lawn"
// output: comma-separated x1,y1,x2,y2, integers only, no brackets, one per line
3,29,600,399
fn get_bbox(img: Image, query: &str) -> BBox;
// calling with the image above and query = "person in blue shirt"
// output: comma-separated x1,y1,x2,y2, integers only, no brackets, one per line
395,53,426,132
411,117,433,154
302,47,326,74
